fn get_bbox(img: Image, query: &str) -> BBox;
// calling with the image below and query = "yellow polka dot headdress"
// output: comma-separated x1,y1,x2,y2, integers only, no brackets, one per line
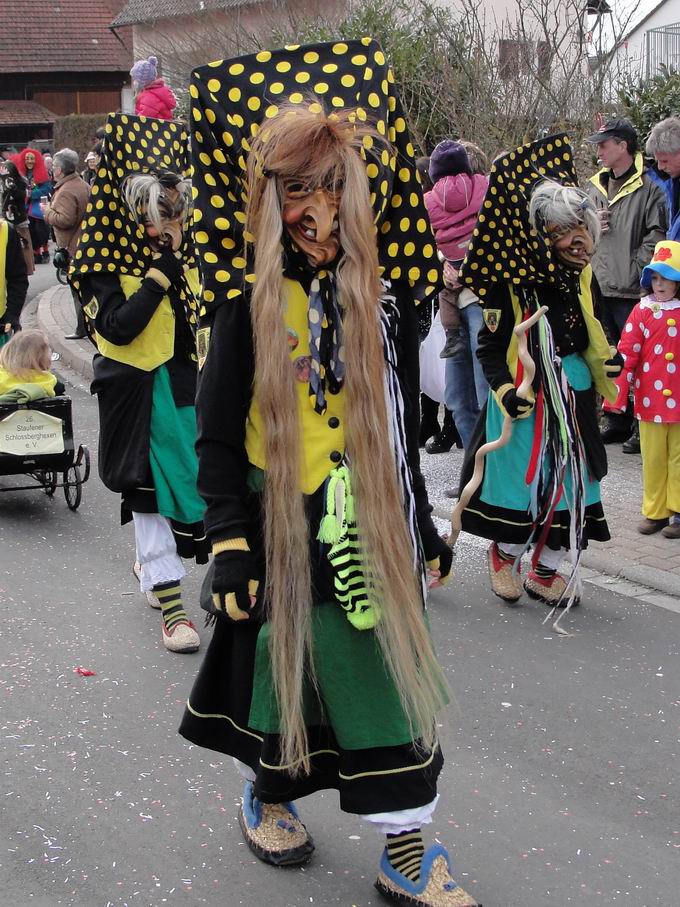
459,133,579,300
190,37,441,312
70,113,196,280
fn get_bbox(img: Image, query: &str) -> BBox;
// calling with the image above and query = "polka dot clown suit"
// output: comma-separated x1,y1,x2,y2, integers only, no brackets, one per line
614,240,680,523
179,38,480,907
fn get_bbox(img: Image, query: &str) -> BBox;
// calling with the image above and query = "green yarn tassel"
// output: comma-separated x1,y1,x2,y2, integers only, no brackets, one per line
318,513,341,544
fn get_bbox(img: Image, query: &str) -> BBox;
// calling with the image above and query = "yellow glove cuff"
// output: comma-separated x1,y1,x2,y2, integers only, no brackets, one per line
212,537,249,556
146,267,171,291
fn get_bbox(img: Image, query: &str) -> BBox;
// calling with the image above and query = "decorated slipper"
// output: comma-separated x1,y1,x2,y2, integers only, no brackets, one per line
487,543,523,604
375,844,480,906
524,570,580,608
238,781,314,867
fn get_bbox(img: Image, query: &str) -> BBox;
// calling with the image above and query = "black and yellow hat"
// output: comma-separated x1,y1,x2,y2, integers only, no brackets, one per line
70,112,196,281
190,37,441,313
459,133,579,299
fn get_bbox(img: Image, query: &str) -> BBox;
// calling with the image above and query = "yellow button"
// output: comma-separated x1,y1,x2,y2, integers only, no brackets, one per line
668,318,677,326
663,389,672,396
666,352,675,361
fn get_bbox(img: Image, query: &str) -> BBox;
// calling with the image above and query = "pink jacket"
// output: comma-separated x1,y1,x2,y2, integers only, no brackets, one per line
425,173,488,261
613,295,680,423
134,80,177,121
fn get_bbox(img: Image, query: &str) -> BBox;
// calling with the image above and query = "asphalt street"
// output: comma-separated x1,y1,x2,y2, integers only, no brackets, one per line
1,284,678,907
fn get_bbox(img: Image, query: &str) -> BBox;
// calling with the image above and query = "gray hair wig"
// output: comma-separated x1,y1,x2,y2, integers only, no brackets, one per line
121,171,191,233
53,148,79,175
529,179,601,245
645,116,680,156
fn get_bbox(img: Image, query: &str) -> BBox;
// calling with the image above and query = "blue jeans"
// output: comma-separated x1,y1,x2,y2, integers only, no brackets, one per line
444,302,489,450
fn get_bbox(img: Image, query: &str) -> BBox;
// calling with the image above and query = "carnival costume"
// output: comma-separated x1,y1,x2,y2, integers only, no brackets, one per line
179,38,480,907
70,113,208,652
457,135,620,609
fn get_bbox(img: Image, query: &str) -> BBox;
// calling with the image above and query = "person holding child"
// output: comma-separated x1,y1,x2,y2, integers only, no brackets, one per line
612,239,680,539
0,329,64,400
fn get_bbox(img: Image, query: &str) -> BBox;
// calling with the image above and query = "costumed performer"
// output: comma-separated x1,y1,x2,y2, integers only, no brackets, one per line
457,135,623,609
70,113,208,653
179,38,481,907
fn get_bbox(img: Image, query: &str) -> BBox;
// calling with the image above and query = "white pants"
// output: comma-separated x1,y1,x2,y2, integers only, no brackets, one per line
499,542,564,572
233,758,438,835
132,512,185,592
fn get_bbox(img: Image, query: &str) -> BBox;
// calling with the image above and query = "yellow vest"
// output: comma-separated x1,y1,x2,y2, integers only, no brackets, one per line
0,221,8,320
246,278,347,494
94,269,200,372
0,366,56,396
502,266,617,406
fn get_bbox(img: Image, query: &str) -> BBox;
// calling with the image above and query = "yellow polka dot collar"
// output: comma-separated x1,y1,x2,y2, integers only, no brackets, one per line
190,37,441,313
459,133,579,300
70,113,196,281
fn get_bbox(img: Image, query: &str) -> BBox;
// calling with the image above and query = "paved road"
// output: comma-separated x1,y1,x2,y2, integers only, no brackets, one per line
1,359,678,907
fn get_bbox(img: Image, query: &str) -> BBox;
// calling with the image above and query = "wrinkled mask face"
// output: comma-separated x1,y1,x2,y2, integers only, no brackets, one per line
24,152,35,168
281,175,342,268
547,222,595,270
141,186,187,252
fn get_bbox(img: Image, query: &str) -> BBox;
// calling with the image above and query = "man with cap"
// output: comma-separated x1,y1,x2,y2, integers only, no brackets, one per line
586,116,667,449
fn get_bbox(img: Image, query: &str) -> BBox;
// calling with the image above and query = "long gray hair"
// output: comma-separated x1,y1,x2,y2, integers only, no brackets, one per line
529,180,601,245
121,171,191,232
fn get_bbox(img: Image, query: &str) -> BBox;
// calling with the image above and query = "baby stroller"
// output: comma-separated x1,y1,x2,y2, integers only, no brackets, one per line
0,395,90,510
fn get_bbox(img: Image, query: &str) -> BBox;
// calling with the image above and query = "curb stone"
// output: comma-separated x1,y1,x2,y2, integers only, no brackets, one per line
37,284,93,381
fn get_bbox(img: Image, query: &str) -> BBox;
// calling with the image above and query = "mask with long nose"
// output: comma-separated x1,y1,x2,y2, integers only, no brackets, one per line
547,222,595,270
281,177,341,268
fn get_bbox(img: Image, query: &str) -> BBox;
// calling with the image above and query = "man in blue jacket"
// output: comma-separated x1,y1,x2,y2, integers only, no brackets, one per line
646,116,680,241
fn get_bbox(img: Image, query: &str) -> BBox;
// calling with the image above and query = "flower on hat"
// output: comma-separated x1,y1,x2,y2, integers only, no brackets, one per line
654,247,673,262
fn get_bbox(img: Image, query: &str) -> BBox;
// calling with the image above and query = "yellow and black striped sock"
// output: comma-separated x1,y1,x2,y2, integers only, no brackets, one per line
534,563,556,579
153,581,187,632
386,828,425,883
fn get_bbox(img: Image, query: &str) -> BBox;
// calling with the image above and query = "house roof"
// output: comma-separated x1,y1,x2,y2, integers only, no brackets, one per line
0,0,132,73
621,0,670,43
111,0,260,27
0,100,57,126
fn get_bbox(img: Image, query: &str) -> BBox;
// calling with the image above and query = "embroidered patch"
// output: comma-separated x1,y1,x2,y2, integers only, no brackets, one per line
196,326,211,370
483,308,501,332
287,327,299,351
293,355,312,383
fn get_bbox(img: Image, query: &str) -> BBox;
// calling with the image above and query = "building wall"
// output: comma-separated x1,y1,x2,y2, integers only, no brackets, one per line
609,1,680,79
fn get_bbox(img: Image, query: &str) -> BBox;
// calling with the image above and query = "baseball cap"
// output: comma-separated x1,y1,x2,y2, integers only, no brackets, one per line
586,117,637,145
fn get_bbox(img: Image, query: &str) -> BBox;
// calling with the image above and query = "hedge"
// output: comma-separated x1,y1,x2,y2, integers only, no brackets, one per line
53,114,107,168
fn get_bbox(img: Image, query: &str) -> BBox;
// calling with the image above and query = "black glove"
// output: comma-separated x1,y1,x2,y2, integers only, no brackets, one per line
425,534,453,586
604,351,624,379
501,387,534,419
212,548,261,622
150,248,183,287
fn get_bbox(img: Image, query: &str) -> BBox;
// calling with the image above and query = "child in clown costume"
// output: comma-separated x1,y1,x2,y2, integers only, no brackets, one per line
612,239,680,538
179,39,481,907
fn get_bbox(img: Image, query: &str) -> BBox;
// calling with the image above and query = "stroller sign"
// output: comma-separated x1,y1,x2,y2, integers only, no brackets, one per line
0,409,65,455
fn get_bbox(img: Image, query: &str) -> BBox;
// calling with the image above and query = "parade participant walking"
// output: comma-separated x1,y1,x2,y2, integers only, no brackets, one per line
42,149,90,340
425,140,489,450
180,39,479,907
130,56,177,121
70,114,207,653
13,148,51,264
611,240,680,539
0,160,33,275
586,117,666,451
458,136,622,608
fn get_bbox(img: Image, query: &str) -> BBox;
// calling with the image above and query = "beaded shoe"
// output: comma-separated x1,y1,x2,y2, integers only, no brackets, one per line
524,570,580,608
487,543,523,603
238,781,314,866
132,562,161,609
161,619,200,653
375,843,480,906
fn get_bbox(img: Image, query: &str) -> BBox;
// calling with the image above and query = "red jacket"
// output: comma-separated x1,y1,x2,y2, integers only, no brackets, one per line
134,80,177,121
614,294,680,423
424,173,488,261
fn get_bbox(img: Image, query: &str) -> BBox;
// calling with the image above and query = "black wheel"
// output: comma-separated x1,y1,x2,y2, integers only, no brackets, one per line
63,464,82,511
43,471,58,496
56,267,69,286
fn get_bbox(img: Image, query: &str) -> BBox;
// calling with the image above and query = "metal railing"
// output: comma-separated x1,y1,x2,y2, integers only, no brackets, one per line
645,23,680,78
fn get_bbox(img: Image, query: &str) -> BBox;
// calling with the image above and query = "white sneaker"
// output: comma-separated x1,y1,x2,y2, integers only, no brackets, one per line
132,562,162,609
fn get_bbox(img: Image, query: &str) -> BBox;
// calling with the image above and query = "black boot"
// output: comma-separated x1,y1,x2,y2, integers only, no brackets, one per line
419,394,440,447
622,422,640,454
426,410,463,453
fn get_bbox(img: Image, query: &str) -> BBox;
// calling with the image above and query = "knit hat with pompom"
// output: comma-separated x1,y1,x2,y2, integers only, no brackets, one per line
429,140,472,182
130,56,158,88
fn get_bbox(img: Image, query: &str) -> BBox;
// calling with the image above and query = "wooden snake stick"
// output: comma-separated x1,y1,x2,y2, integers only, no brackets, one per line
448,305,549,548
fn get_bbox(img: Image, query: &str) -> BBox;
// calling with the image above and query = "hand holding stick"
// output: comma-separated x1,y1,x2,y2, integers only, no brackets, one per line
448,305,548,548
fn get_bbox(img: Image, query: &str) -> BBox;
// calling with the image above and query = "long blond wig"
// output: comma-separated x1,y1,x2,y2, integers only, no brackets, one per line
245,105,448,774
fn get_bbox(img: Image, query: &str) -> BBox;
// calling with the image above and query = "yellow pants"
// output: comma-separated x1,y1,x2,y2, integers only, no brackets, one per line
640,421,680,519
